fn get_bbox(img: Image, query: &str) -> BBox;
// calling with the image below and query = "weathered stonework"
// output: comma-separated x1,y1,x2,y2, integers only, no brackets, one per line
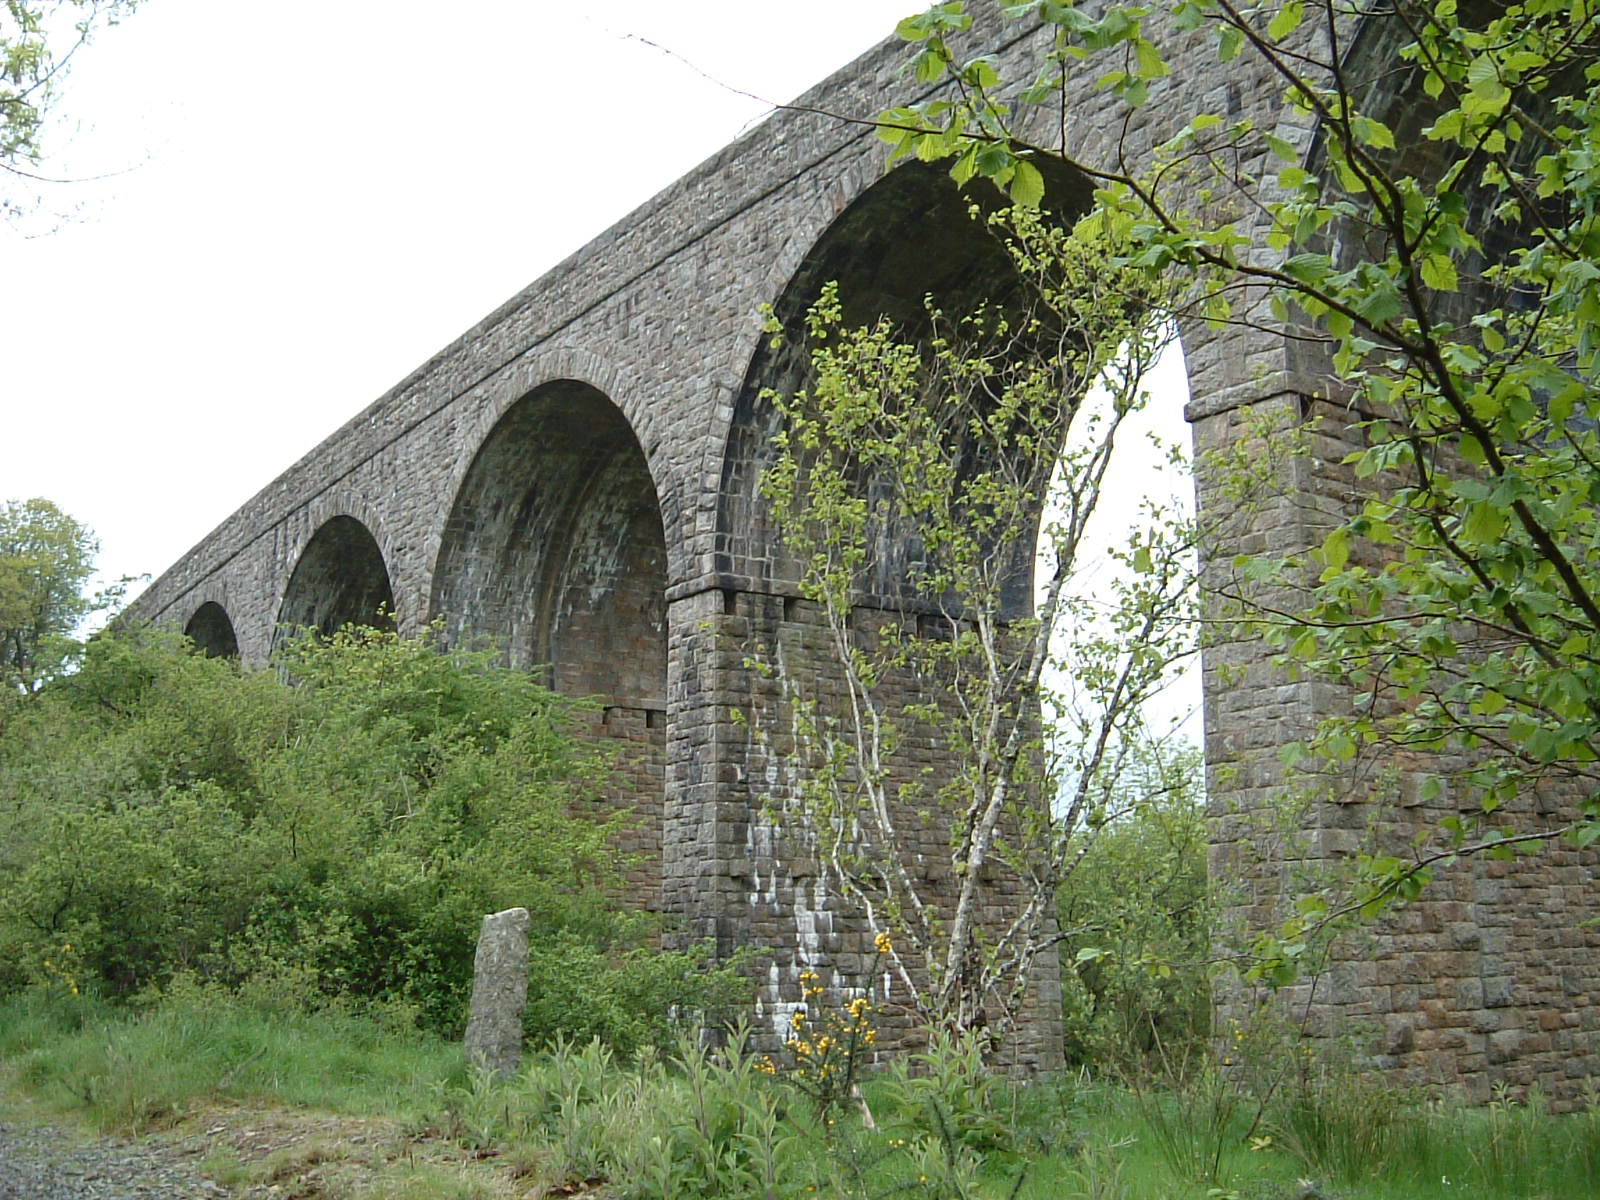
128,9,1598,1093
464,907,532,1078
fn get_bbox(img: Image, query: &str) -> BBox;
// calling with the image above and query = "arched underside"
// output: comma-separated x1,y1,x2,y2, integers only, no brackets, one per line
431,380,667,708
274,516,396,648
716,159,1093,614
183,600,239,659
431,381,668,910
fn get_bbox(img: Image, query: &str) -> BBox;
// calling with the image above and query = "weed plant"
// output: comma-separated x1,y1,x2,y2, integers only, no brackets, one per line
1269,1055,1417,1185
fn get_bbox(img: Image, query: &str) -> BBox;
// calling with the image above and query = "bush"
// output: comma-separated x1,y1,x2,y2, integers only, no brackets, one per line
0,624,739,1047
1056,741,1211,1071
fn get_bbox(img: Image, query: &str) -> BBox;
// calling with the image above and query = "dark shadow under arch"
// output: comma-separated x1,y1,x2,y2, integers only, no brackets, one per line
431,380,667,707
274,516,396,649
183,600,239,659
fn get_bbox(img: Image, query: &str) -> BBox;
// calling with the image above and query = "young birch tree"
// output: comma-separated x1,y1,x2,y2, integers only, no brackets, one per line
757,207,1198,1045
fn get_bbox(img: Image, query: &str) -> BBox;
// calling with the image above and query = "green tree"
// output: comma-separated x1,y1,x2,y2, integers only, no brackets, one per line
877,0,1600,976
1057,740,1210,1070
755,207,1198,1046
0,497,108,694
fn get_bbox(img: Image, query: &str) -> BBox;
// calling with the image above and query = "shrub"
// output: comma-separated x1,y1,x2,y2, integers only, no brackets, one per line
1056,741,1210,1071
0,624,736,1048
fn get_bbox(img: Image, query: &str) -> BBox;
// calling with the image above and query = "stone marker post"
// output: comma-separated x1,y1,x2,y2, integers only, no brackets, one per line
463,906,530,1077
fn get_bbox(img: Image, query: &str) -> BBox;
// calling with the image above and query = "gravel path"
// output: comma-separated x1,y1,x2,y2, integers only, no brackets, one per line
0,1120,227,1200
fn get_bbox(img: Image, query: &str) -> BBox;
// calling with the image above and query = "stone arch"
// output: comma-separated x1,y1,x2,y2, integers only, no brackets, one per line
274,515,397,647
434,353,685,593
430,379,667,705
712,159,1115,1069
183,600,240,659
430,378,669,910
715,159,1095,610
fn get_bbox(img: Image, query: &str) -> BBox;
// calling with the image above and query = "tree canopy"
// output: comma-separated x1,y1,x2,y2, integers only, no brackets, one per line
0,496,105,693
2,0,139,217
1,622,747,1048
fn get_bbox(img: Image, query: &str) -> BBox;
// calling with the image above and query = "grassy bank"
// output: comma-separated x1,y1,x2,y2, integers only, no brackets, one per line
0,988,464,1131
3,991,1599,1199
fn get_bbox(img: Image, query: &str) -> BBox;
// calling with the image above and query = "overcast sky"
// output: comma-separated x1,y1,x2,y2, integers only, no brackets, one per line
5,1,1200,736
4,1,925,590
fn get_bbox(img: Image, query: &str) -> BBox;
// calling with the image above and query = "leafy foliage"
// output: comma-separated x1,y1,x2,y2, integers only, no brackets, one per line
1,0,138,215
1056,741,1209,1070
0,623,742,1047
0,496,114,695
876,0,1600,978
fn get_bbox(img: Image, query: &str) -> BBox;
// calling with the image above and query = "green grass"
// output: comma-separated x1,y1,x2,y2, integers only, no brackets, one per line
0,988,466,1131
3,988,1599,1199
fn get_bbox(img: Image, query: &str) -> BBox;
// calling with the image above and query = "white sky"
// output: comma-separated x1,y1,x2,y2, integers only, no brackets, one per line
3,0,923,591
4,0,1201,736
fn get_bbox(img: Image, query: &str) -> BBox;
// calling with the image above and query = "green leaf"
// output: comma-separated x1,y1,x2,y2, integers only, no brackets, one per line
973,140,1014,177
1463,502,1508,543
1323,526,1350,573
1266,133,1297,161
1172,1,1205,32
1268,2,1304,41
1420,254,1458,292
1295,893,1328,918
1351,115,1397,150
1009,158,1046,208
1352,277,1403,325
1283,252,1330,284
1135,39,1168,80
1467,53,1505,98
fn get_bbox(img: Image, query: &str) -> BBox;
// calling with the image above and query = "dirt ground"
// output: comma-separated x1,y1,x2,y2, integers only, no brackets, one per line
0,1094,580,1200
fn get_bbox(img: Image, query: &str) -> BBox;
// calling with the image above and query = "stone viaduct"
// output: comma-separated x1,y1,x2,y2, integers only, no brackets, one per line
129,8,1599,1095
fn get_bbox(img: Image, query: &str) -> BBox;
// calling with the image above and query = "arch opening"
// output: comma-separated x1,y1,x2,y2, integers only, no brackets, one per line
431,380,669,909
274,516,396,649
183,600,240,659
720,159,1175,1067
717,159,1094,611
431,381,667,707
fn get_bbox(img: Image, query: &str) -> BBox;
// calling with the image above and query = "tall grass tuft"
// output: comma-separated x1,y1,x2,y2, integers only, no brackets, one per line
1270,1057,1420,1184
